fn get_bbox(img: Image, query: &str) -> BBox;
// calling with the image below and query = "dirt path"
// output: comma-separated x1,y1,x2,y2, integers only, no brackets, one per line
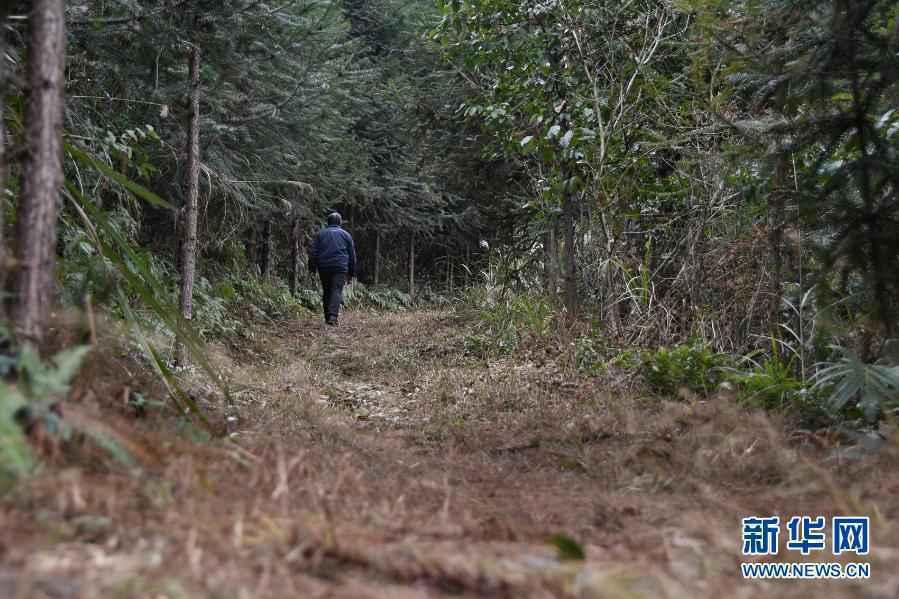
2,310,897,598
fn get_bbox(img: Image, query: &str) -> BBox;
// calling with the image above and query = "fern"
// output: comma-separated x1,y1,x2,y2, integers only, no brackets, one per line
0,343,141,491
0,383,34,491
17,345,92,398
64,178,225,426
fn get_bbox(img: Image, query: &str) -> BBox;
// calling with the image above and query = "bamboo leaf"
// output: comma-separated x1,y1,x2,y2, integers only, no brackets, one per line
65,143,173,209
65,183,230,429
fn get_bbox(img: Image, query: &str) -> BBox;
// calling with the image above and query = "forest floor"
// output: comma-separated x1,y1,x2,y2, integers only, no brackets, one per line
2,309,898,598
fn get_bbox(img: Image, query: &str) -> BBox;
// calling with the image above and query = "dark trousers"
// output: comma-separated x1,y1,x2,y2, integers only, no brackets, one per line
319,270,347,321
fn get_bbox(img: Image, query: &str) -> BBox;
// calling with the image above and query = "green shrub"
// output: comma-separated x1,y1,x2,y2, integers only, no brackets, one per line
60,208,170,310
814,346,899,423
343,283,412,311
575,336,605,376
193,277,240,337
728,358,808,411
296,282,411,312
0,381,35,492
1,341,107,492
466,293,556,358
295,287,321,312
608,349,641,370
641,343,731,397
463,332,492,358
0,329,35,491
230,276,308,320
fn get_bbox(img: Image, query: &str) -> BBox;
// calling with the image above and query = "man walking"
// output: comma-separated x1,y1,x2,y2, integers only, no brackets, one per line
309,212,356,326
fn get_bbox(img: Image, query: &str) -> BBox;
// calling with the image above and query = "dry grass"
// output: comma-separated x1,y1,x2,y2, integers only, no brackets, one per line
1,310,897,598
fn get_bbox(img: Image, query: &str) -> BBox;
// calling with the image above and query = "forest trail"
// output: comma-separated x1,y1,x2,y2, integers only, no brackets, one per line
3,310,896,598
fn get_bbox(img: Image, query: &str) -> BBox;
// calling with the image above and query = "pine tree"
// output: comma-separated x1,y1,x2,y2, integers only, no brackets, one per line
14,0,66,344
176,40,201,366
704,0,899,336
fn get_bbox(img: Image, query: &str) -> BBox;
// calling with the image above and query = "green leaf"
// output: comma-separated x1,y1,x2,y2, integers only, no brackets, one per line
0,383,34,489
49,346,93,389
64,182,226,429
814,347,899,418
549,533,585,561
81,427,137,469
65,143,173,210
18,345,91,397
831,91,852,103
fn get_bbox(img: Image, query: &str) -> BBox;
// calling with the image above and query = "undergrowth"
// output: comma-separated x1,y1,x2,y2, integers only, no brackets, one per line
463,292,556,358
61,219,412,343
294,282,412,315
0,330,133,492
461,289,899,431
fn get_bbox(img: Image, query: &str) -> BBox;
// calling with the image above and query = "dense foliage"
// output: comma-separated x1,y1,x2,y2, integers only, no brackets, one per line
433,0,898,416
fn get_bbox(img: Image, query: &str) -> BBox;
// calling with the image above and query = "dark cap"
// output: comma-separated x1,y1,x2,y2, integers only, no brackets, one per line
327,212,342,226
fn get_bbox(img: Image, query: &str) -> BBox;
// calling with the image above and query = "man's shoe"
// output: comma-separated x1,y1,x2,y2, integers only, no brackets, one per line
326,317,338,326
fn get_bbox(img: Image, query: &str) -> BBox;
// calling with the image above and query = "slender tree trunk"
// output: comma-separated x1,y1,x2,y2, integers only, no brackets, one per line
562,191,578,319
543,224,558,297
0,5,11,317
767,156,787,328
244,223,257,273
465,243,470,286
409,233,415,303
177,43,201,366
14,0,65,345
289,215,302,295
595,190,621,336
446,255,453,293
260,218,273,278
374,229,380,286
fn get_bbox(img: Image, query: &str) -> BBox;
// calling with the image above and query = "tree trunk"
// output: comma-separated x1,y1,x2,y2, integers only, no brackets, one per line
260,218,273,278
596,202,620,337
409,233,415,303
543,224,558,297
374,229,380,286
0,5,11,318
562,192,578,319
289,215,302,295
768,156,788,328
244,223,256,273
177,43,201,366
447,255,453,293
465,243,470,286
14,0,65,345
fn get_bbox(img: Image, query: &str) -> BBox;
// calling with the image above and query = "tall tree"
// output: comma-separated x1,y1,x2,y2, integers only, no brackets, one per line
176,41,201,365
435,0,678,318
0,1,13,314
701,0,899,337
289,212,304,296
14,0,66,344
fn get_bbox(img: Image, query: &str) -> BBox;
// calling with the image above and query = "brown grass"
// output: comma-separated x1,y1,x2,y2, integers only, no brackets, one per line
1,309,897,598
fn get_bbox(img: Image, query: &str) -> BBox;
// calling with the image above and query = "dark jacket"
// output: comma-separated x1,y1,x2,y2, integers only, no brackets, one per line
310,225,356,276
